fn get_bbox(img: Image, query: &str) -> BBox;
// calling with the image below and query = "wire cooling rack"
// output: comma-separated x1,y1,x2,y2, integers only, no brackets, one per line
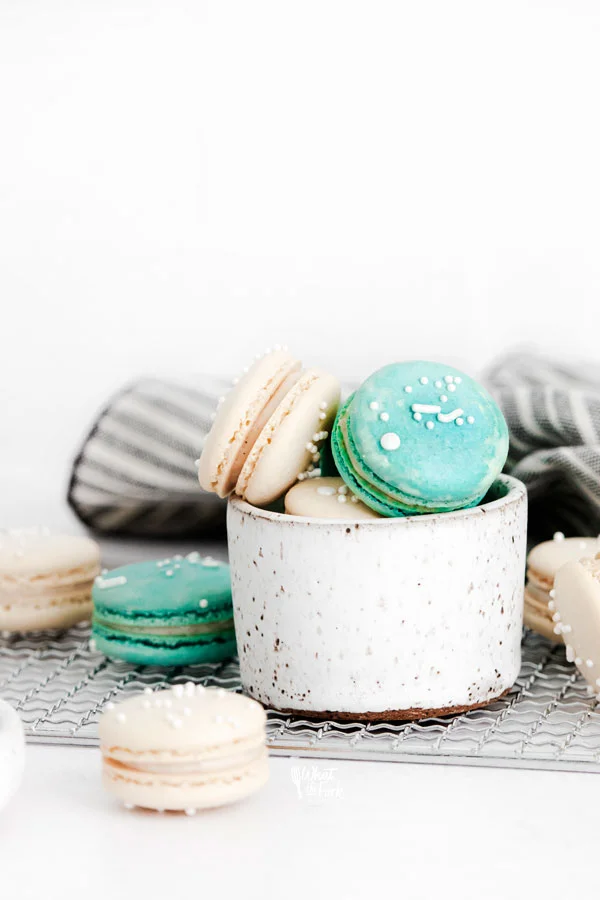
2,625,600,772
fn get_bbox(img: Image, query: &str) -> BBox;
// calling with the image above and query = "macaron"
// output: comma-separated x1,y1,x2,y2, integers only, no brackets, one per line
198,349,340,507
99,685,268,812
91,553,236,666
284,477,381,519
331,361,509,517
554,554,600,690
0,529,101,632
0,699,25,812
524,533,600,641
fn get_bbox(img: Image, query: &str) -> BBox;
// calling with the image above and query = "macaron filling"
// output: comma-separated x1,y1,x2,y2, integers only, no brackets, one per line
92,616,234,637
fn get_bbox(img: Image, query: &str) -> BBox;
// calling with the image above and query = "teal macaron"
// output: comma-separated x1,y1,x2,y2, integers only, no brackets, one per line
91,553,237,666
332,361,509,517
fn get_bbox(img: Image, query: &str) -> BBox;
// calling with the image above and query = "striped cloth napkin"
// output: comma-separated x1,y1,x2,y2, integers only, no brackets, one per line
68,354,600,539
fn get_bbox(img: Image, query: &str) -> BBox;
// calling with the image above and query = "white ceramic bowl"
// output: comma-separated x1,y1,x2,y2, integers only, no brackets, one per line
227,475,527,720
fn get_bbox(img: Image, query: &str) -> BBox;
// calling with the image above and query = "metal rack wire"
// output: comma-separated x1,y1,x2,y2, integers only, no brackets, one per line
2,625,599,771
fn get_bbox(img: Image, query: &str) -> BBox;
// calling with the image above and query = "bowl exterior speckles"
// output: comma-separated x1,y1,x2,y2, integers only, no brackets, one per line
227,476,527,720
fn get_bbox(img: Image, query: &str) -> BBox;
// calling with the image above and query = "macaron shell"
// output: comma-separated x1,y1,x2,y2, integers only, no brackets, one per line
198,350,302,497
527,536,600,589
92,626,237,666
523,603,559,643
554,558,600,688
102,751,269,811
237,368,341,507
284,477,381,519
347,362,508,513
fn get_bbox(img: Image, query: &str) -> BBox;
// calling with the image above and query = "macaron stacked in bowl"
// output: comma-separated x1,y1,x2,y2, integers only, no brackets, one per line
199,353,509,521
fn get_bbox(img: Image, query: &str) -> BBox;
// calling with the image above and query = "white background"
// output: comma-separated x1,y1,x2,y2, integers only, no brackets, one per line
1,4,600,893
1,0,600,519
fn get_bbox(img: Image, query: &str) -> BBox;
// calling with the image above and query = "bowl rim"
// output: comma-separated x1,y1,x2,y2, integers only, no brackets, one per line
228,473,527,528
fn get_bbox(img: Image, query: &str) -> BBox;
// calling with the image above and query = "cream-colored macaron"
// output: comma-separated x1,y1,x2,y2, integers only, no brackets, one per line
527,534,600,591
284,477,381,519
99,685,268,813
0,529,101,632
198,350,341,507
554,554,600,691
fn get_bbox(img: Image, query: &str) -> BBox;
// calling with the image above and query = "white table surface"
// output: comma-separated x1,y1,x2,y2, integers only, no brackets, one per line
2,744,599,900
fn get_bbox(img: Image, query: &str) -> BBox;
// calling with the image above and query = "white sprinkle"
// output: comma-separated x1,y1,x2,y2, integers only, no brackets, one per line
316,485,337,497
307,465,315,472
144,687,153,695
338,485,348,494
199,599,209,609
548,600,556,611
454,377,462,384
404,386,413,393
380,432,401,451
566,645,575,662
202,557,219,567
195,684,206,694
165,569,174,577
319,402,327,410
467,416,475,425
89,639,97,652
187,551,201,563
105,702,115,711
434,380,442,389
297,473,306,481
586,659,594,668
439,395,448,403
456,418,464,426
575,657,582,666
338,495,347,503
552,612,561,622
419,376,429,385
194,458,201,467
116,712,126,724
319,412,327,420
380,412,389,422
124,802,134,810
350,496,359,503
437,408,464,424
170,718,183,729
444,375,453,383
562,624,572,633
96,575,127,589
553,624,563,635
412,403,441,415
425,421,435,430
369,401,379,410
413,413,422,422
554,532,565,542
185,808,197,816
448,383,456,392
172,685,184,699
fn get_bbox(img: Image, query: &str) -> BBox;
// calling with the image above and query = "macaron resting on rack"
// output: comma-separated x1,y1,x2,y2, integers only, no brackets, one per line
2,625,600,772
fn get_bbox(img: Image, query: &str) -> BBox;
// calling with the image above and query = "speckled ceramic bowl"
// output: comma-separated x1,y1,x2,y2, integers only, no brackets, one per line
227,474,527,721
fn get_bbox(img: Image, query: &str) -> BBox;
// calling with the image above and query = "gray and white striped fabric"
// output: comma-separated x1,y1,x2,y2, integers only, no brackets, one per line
486,352,600,540
68,355,600,540
68,378,229,537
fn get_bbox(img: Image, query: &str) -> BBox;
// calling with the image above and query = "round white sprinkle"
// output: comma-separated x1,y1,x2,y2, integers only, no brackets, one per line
434,381,442,389
439,395,448,403
586,659,594,668
170,718,183,729
350,496,359,503
554,532,565,542
448,383,456,392
380,412,389,422
144,687,153,695
548,600,556,611
444,375,453,383
454,377,462,384
124,802,134,810
319,402,327,410
165,569,174,577
467,416,475,425
575,657,582,666
425,421,434,430
562,624,572,633
338,485,348,494
199,599,209,609
553,624,563,635
317,486,336,496
455,418,464,426
419,376,428,385
338,495,347,504
369,401,379,411
194,457,201,467
552,612,561,622
105,702,115,711
413,413,422,422
185,808,197,816
380,432,401,451
404,386,413,393
202,557,219,567
319,412,327,420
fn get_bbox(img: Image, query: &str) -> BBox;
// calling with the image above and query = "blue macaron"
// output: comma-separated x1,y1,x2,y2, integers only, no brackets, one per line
331,361,509,516
91,553,237,666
